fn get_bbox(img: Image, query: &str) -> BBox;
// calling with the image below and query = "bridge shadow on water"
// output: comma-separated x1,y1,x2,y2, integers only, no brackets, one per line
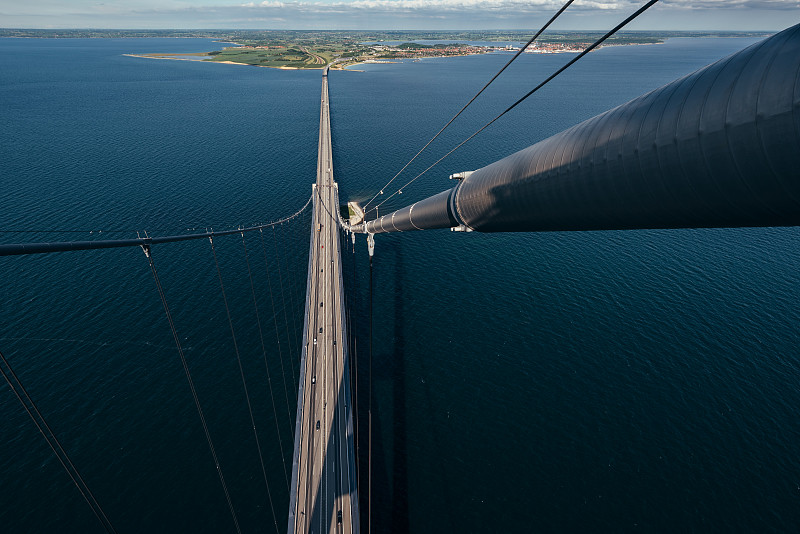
340,232,417,532
367,239,410,533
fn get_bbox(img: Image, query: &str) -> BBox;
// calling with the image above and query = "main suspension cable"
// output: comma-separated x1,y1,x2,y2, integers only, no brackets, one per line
141,245,242,534
361,0,577,212
1,193,313,257
0,349,118,534
368,0,661,215
0,229,133,235
209,236,280,534
316,186,345,230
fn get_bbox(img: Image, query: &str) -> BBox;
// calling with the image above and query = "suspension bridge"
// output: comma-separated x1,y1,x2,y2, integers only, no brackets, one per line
287,66,359,534
1,11,799,534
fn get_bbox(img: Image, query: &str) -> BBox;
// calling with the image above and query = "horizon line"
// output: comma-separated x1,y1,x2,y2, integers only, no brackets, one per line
0,27,778,33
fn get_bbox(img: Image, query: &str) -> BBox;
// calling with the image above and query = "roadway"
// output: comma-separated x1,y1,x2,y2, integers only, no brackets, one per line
288,67,359,534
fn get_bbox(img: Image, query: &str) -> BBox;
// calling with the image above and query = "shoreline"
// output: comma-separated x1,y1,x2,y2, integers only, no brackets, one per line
123,53,211,62
124,40,667,71
124,53,295,68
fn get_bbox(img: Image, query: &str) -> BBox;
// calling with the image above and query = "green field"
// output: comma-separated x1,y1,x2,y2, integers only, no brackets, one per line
205,45,339,69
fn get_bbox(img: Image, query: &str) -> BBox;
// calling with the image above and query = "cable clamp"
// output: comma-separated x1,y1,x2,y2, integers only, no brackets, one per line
449,174,474,233
449,170,474,181
367,233,375,257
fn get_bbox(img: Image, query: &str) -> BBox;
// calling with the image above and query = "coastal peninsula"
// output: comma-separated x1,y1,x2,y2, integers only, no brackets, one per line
1,29,773,70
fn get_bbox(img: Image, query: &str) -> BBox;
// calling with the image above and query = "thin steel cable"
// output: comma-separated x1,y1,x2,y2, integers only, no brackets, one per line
316,186,344,230
240,232,290,490
1,193,313,257
0,229,133,234
342,226,360,492
209,236,280,534
271,226,298,389
0,349,118,534
361,0,577,212
368,0,661,215
277,222,303,382
368,254,374,534
142,245,242,534
351,231,359,477
0,194,312,237
258,228,295,437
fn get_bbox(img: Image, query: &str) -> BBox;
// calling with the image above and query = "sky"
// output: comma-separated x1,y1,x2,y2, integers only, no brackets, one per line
1,0,798,30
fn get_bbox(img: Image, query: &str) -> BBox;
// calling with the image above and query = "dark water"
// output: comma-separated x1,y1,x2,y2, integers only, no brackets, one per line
2,36,800,533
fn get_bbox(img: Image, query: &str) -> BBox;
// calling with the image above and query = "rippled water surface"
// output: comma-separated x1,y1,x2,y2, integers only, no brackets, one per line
2,35,799,533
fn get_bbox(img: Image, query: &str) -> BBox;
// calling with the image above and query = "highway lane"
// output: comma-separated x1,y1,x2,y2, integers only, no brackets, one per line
289,69,359,534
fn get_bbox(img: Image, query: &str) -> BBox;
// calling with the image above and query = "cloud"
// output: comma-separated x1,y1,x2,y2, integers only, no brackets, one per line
240,0,618,12
2,0,798,28
663,0,800,8
236,0,800,10
223,0,800,18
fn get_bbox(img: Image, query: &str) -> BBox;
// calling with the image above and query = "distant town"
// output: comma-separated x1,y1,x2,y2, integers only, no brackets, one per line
1,29,773,70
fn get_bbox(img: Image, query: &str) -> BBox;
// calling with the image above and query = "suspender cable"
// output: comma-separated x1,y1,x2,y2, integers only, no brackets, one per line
240,232,290,490
368,253,374,534
349,229,360,496
209,236,280,534
0,349,118,534
258,229,295,437
368,0,661,215
271,226,298,389
277,223,303,381
361,0,577,212
141,245,242,534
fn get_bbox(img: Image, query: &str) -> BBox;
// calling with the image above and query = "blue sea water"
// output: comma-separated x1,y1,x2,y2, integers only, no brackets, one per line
2,35,800,533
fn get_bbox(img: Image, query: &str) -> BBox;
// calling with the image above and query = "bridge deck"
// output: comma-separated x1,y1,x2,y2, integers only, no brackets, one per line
288,69,359,534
